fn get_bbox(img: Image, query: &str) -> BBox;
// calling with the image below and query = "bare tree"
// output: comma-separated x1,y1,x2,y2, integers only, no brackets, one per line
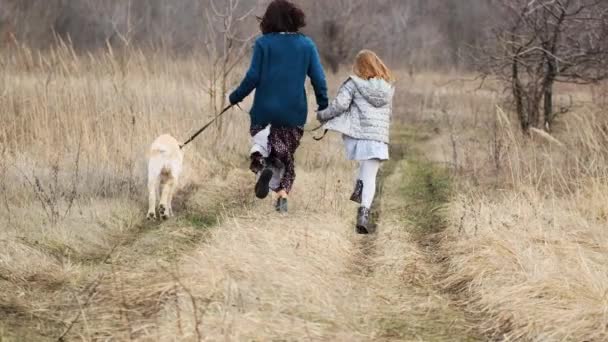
201,0,257,130
302,0,411,73
481,0,608,132
301,0,364,73
1,0,498,72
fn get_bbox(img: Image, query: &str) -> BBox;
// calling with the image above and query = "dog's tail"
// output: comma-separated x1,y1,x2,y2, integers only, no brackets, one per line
148,134,182,163
150,142,172,155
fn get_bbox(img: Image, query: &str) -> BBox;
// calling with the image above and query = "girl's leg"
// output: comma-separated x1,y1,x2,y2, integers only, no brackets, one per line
358,159,381,209
268,127,304,197
356,159,381,234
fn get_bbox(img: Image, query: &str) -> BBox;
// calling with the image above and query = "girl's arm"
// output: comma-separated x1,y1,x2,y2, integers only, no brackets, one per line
317,79,355,122
229,40,263,105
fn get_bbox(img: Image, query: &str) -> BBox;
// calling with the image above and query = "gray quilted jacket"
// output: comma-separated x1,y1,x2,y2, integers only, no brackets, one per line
317,76,394,143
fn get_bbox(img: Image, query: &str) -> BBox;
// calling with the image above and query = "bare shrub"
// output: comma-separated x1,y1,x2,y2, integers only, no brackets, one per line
480,0,608,132
11,144,81,226
2,0,497,71
201,0,256,131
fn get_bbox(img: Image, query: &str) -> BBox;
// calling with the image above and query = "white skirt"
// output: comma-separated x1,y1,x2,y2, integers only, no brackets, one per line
343,135,389,161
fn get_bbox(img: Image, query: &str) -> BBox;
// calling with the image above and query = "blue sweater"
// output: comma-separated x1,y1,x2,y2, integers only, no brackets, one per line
229,33,329,128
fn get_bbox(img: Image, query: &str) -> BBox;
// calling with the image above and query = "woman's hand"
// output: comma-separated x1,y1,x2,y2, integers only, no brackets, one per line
316,108,329,123
228,93,240,106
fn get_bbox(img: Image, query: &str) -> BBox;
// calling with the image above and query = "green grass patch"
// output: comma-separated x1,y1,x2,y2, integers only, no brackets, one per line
375,124,453,235
183,212,218,229
388,124,453,235
401,158,452,234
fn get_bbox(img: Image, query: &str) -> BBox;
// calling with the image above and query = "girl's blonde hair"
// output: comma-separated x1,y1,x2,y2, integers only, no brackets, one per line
353,50,395,83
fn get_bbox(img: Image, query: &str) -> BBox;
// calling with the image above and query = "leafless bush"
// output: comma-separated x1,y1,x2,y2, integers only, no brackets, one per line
0,0,258,52
1,0,497,71
480,0,608,132
201,0,256,130
11,142,82,226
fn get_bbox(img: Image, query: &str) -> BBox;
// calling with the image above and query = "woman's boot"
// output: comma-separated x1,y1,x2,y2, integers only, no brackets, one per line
356,207,371,234
275,197,288,214
350,180,363,204
255,167,273,199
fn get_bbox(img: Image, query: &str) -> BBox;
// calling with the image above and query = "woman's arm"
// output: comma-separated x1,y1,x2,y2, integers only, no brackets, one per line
229,40,263,105
317,79,355,122
307,42,329,111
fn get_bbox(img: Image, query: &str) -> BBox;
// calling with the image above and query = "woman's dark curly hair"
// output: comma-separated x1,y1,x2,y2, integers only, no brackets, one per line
259,0,306,34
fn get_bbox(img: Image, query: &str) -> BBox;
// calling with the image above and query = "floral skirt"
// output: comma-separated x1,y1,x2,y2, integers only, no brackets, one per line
250,125,304,193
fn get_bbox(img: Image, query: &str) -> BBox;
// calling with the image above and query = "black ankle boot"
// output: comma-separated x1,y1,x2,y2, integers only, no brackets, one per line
350,180,363,204
275,197,288,214
356,207,371,234
255,168,273,199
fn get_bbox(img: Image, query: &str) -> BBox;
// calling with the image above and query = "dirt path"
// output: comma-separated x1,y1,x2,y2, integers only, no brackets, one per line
2,128,484,341
139,130,483,341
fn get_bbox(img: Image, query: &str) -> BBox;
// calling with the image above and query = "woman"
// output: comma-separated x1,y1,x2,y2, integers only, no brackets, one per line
229,0,328,213
317,50,395,234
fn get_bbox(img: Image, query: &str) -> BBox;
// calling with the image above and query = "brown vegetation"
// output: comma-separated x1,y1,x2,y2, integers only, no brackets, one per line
409,72,608,341
0,0,494,69
2,1,608,341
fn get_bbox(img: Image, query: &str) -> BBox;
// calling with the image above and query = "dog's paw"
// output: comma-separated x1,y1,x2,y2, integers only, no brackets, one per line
159,205,169,220
146,212,157,220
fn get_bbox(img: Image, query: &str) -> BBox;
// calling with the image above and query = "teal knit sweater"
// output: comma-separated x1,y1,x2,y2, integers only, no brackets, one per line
229,33,329,128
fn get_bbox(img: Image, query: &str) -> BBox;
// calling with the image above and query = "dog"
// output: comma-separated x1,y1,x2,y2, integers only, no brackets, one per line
147,134,183,220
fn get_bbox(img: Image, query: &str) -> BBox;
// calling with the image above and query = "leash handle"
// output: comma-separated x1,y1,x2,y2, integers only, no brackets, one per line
307,122,328,141
313,129,328,141
180,104,237,149
306,124,329,141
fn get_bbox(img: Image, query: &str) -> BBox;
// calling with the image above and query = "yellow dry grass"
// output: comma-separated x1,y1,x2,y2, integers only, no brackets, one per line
2,41,607,342
419,77,608,341
0,45,479,341
146,160,479,341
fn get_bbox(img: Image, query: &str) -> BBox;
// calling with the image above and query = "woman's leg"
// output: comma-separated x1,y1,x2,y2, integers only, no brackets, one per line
268,127,304,197
358,159,381,209
250,125,270,173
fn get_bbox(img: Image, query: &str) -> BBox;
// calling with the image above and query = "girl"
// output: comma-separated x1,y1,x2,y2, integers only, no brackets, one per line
229,0,328,214
317,50,395,234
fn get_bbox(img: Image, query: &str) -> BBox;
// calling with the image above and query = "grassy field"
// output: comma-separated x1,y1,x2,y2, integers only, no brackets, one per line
1,44,607,341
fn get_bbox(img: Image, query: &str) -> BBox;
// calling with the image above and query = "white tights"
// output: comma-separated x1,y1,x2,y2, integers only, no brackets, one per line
357,159,381,209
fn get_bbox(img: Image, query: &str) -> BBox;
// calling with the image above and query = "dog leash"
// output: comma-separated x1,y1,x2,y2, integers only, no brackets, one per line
180,103,239,149
309,125,328,141
181,103,328,147
228,105,329,141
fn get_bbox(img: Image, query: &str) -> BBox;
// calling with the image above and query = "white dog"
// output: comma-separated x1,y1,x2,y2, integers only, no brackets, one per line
147,134,184,220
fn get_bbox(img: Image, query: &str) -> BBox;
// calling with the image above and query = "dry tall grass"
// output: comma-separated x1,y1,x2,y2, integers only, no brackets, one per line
0,44,481,341
418,76,608,341
101,155,480,341
0,44,255,340
3,40,606,341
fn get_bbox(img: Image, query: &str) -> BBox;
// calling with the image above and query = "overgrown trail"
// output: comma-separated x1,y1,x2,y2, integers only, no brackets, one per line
140,129,482,341
0,169,254,341
2,128,483,341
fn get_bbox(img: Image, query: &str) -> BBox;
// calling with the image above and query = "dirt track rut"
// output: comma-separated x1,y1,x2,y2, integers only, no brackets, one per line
3,129,484,341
